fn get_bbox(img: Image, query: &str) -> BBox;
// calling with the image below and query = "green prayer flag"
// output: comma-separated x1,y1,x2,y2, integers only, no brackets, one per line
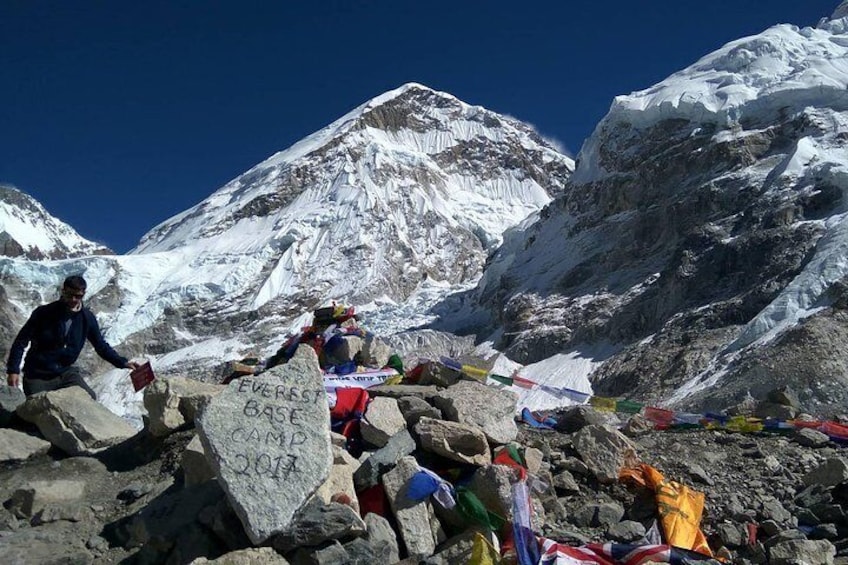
615,399,643,414
506,443,525,467
386,353,404,375
489,374,513,386
456,487,506,531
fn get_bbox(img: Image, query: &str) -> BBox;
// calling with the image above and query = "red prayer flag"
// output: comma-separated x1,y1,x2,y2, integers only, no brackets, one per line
130,362,155,392
644,406,675,429
821,421,848,441
510,370,536,389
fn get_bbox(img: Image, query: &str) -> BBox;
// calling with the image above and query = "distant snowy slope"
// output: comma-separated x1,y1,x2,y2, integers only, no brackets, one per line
0,185,112,259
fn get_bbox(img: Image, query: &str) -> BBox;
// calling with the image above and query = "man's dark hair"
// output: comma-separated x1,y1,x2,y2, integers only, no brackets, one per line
63,275,87,291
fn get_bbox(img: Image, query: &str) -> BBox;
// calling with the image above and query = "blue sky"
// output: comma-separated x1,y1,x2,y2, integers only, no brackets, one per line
1,1,839,253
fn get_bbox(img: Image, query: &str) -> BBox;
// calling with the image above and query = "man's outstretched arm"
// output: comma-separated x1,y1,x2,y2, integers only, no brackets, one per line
85,311,133,369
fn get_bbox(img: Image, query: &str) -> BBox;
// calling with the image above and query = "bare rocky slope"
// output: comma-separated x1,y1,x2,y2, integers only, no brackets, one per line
0,381,846,565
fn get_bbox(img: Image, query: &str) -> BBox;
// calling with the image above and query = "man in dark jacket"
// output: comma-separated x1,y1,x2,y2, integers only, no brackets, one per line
5,275,138,399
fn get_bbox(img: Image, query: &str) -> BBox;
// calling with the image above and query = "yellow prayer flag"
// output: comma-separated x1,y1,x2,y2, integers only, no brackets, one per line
468,532,501,565
589,396,617,412
725,416,762,432
461,364,489,381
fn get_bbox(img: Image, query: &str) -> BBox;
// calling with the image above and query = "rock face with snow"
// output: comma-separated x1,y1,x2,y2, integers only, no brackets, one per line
479,7,848,415
0,185,112,261
0,83,573,400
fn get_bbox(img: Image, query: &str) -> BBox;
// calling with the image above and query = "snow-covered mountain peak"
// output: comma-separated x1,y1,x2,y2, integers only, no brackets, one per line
572,10,848,184
0,184,112,259
830,1,848,21
134,82,570,255
261,83,456,171
49,83,576,371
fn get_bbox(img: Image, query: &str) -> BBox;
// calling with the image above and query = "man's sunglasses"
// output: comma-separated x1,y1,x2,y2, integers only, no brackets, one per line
63,289,86,299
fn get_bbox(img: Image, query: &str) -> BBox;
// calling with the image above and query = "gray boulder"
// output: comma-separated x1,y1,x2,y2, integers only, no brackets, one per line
182,434,216,487
414,416,491,466
144,376,224,437
802,458,848,488
360,396,407,448
468,464,517,522
397,395,441,427
6,479,86,519
0,428,51,463
793,427,831,448
0,525,94,564
555,405,608,433
16,387,137,455
353,429,416,491
432,380,518,444
0,384,25,426
197,346,333,544
364,512,400,563
572,502,625,528
272,499,366,553
189,547,290,564
572,424,637,484
382,455,446,558
361,334,392,368
323,335,364,367
768,538,835,564
315,445,360,513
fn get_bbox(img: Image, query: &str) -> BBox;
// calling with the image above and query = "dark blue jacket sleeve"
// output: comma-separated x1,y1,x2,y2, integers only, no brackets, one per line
6,309,39,374
85,310,129,369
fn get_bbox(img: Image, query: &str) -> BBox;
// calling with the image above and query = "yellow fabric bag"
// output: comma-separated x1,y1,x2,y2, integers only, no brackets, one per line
620,463,713,557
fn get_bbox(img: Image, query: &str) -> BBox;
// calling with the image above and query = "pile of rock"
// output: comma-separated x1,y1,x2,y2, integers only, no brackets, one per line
0,346,846,564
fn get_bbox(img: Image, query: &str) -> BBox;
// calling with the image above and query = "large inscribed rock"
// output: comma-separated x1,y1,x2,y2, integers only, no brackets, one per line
198,347,332,544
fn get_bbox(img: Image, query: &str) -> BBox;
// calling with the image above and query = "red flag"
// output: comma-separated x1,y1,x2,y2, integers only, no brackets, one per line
644,406,674,429
130,362,155,392
512,376,536,389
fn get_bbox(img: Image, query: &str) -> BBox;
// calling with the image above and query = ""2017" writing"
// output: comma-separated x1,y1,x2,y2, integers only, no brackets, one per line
231,452,299,479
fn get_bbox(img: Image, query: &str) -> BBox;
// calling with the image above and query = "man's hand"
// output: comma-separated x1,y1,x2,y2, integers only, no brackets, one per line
7,373,20,387
125,361,140,371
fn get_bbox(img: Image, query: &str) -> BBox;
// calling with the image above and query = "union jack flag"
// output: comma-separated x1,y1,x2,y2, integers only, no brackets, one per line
539,539,719,565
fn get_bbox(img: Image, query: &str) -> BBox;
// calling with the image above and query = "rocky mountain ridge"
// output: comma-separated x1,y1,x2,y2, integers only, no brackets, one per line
472,4,848,417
